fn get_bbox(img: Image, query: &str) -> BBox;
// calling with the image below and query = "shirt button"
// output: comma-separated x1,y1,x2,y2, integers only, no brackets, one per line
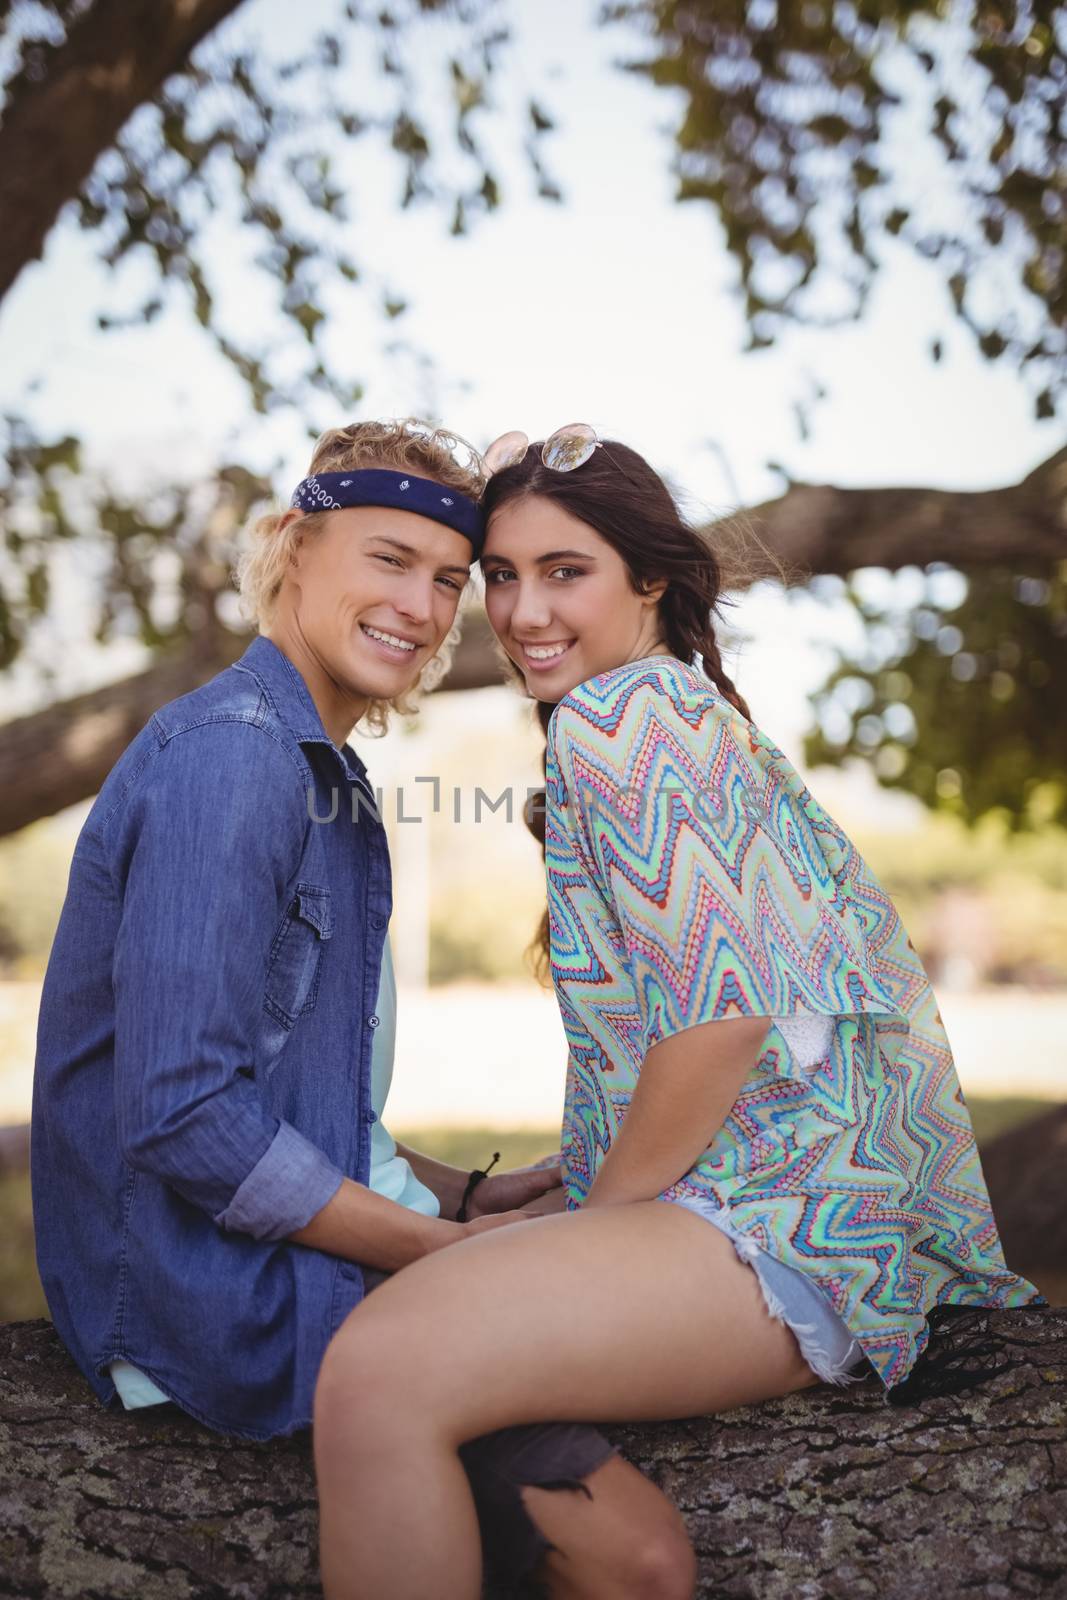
371,915,385,930
364,1109,378,1125
368,1015,380,1029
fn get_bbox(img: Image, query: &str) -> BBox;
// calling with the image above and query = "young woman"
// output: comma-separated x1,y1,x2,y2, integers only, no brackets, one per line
311,426,1042,1600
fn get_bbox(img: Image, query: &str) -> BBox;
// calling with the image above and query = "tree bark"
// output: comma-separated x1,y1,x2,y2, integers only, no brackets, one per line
0,0,243,302
0,1310,1063,1598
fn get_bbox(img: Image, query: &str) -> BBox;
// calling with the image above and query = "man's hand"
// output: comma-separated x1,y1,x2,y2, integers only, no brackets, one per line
467,1161,563,1219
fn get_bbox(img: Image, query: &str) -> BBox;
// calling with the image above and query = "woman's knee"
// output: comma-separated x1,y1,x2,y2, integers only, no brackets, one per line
314,1302,421,1437
598,1488,696,1600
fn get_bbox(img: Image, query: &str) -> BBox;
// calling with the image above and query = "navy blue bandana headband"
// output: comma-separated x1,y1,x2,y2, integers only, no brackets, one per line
289,468,484,555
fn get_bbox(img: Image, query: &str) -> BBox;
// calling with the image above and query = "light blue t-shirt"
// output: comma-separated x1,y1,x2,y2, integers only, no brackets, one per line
364,939,439,1216
110,936,435,1410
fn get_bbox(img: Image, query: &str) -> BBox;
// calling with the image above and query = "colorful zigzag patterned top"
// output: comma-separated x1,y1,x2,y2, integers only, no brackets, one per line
545,655,1041,1389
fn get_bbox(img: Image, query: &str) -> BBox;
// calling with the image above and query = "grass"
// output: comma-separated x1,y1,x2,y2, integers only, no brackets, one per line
963,1096,1054,1148
393,1125,560,1171
0,1171,46,1321
1,1097,1060,1325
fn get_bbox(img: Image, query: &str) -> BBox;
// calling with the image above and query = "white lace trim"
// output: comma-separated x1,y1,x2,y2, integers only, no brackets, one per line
774,1013,834,1071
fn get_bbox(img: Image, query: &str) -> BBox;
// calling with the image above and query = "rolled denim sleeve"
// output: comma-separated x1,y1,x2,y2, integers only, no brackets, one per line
214,1119,342,1240
109,720,345,1240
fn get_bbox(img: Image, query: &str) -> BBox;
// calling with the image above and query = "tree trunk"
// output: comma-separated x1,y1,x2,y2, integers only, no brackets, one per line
977,1103,1067,1307
0,1310,1063,1598
0,0,244,302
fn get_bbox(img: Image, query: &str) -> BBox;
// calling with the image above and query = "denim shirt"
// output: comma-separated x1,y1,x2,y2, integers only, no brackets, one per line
32,636,391,1440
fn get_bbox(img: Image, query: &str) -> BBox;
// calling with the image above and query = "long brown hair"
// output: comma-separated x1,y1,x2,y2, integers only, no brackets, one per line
482,437,751,973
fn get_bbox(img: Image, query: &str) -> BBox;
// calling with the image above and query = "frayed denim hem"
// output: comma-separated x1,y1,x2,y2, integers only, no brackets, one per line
748,1267,868,1388
672,1194,871,1387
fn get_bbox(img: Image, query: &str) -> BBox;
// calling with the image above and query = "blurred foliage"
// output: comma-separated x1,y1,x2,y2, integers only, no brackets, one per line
964,1096,1060,1147
0,1173,46,1323
1,0,1065,831
1,0,557,416
807,564,1067,827
0,418,268,677
2,0,1062,421
0,818,75,974
429,920,515,984
393,1124,559,1170
855,812,1067,984
611,0,1066,421
428,878,540,984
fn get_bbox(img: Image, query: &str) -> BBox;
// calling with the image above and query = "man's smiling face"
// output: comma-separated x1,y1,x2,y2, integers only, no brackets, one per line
273,505,471,736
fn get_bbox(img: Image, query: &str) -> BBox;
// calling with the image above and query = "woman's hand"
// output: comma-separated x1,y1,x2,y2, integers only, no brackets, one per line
467,1161,563,1220
517,1185,569,1218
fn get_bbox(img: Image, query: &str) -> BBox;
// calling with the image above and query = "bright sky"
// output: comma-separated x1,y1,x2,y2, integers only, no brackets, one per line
0,0,1057,759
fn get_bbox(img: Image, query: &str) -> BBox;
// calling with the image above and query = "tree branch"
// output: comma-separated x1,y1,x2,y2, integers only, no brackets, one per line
0,615,506,838
734,444,1067,583
0,630,248,838
0,0,242,302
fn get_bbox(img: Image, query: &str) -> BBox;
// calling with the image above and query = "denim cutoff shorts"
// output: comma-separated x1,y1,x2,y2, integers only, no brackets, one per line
671,1192,871,1385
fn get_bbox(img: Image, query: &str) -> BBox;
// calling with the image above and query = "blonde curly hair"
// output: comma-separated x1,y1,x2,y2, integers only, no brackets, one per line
234,418,485,735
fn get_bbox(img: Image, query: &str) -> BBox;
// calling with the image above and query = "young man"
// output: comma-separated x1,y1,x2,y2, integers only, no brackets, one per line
33,422,692,1597
32,423,560,1438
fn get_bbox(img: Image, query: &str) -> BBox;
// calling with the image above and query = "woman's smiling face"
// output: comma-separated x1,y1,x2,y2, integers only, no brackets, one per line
481,494,666,702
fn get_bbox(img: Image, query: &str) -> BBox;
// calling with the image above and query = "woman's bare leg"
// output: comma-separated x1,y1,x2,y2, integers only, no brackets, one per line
313,1202,817,1600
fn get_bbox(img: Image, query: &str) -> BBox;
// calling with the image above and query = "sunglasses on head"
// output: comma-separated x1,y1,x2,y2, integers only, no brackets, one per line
482,423,602,478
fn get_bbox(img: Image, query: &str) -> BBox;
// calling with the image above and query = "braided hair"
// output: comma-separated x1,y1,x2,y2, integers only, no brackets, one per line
481,437,751,974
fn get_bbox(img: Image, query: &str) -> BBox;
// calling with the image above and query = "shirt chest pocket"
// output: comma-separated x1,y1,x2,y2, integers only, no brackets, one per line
264,884,334,1030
